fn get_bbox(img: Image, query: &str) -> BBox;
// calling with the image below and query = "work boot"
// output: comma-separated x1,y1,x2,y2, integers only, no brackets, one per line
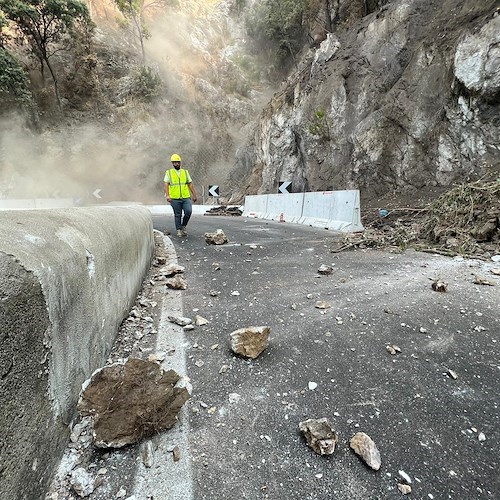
181,226,187,236
176,229,183,237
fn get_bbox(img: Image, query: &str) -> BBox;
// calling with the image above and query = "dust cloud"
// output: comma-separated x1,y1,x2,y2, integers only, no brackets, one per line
0,114,164,204
0,0,268,205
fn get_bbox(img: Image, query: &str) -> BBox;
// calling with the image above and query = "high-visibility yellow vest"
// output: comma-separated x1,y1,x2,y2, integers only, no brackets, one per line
165,168,192,199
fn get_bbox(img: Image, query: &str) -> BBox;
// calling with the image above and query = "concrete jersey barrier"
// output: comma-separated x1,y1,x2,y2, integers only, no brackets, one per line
243,190,364,232
0,207,154,500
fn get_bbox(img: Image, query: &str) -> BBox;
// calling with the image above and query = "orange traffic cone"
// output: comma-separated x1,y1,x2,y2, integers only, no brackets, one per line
279,213,284,222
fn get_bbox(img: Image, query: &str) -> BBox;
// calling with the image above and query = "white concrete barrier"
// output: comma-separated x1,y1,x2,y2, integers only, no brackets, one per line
243,190,363,232
242,195,268,218
265,193,303,222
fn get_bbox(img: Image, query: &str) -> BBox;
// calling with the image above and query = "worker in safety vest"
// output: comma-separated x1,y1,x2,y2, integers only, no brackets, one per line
164,153,198,237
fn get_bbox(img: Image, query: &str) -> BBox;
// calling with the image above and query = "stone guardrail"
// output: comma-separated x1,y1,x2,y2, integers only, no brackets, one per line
242,190,364,232
0,207,154,500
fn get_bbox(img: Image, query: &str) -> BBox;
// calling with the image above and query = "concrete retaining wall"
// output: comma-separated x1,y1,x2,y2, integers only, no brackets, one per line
0,207,154,500
243,190,364,232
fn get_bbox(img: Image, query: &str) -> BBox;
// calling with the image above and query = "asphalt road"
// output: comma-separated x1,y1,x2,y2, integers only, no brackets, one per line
152,213,499,500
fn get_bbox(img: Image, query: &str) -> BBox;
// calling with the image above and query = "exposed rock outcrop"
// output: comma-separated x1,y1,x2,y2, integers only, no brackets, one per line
227,0,500,203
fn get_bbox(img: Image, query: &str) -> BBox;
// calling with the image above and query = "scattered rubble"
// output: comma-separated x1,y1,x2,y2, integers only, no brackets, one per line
318,264,334,275
157,263,185,277
168,315,192,327
349,432,381,470
398,470,412,484
398,483,412,494
299,418,338,455
473,274,496,286
165,275,188,290
77,358,191,448
386,344,401,355
204,229,229,245
230,326,270,359
315,300,331,309
204,206,242,216
332,180,500,258
195,315,209,326
140,441,154,468
431,280,448,292
69,467,95,497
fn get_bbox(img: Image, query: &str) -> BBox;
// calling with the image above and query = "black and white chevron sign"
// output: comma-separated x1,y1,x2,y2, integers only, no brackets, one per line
208,185,220,197
278,181,292,194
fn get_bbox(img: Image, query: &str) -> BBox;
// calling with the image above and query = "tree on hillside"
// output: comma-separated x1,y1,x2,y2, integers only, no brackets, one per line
0,47,33,109
1,0,93,108
114,0,149,62
246,0,316,67
113,0,175,63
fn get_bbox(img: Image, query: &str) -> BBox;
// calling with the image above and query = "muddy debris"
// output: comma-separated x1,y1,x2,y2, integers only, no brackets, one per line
298,418,338,456
230,326,270,359
77,358,191,448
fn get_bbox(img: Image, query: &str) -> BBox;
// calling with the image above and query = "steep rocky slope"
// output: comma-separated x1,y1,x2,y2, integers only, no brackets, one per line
227,0,500,204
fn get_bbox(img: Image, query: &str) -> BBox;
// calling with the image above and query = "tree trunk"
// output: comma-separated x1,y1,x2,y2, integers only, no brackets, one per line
131,10,146,63
44,56,62,109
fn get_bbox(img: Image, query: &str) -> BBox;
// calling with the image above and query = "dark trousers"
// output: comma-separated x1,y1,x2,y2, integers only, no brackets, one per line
170,198,193,230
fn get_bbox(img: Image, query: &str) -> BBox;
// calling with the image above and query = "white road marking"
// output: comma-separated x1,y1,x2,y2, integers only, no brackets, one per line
132,235,193,499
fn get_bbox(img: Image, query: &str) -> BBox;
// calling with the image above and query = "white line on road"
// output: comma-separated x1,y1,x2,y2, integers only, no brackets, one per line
132,234,193,500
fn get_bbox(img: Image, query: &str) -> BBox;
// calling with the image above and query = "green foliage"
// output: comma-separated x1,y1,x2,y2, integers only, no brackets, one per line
0,47,33,107
2,0,92,56
133,66,161,100
245,0,312,66
308,108,329,138
1,0,93,106
114,0,148,60
232,53,260,83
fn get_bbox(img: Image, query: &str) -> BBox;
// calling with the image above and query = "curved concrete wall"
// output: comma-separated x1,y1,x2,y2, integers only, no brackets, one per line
0,207,154,500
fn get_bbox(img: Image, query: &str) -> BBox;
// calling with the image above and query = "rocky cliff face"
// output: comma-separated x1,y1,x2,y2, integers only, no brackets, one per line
227,0,500,204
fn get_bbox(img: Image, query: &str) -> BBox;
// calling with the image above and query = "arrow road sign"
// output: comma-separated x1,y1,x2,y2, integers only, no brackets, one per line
278,181,292,194
93,189,102,199
208,185,220,197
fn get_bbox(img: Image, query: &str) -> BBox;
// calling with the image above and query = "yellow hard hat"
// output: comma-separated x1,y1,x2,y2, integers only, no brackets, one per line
170,153,181,162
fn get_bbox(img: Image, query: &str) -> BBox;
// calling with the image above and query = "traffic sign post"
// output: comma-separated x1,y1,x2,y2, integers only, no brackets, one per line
203,185,220,205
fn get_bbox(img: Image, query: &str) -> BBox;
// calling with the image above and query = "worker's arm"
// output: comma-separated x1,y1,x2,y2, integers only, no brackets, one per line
164,182,171,203
188,182,197,203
